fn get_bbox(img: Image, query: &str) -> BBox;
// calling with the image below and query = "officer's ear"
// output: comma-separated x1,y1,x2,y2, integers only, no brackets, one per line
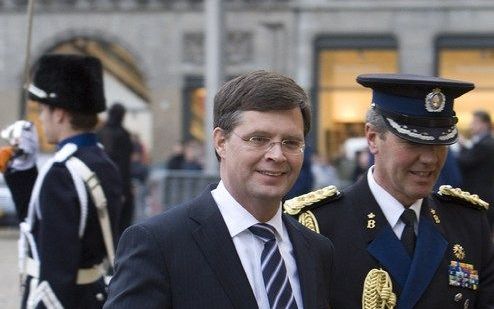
366,123,379,155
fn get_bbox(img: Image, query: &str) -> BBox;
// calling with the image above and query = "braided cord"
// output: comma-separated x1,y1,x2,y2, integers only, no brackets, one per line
362,269,396,309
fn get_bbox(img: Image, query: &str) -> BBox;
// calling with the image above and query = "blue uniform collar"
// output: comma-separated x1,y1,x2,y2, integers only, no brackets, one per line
57,133,98,150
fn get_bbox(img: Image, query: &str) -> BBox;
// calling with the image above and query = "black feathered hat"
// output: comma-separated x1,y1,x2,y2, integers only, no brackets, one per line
28,54,106,113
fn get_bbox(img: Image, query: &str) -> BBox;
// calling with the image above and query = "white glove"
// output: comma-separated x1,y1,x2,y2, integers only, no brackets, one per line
1,120,38,171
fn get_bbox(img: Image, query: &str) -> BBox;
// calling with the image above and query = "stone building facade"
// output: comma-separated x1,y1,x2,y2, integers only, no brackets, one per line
1,0,494,163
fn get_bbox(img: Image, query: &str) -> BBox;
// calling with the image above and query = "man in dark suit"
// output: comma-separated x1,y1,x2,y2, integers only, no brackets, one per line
2,54,123,308
97,102,134,238
458,110,494,228
286,74,494,309
105,70,334,308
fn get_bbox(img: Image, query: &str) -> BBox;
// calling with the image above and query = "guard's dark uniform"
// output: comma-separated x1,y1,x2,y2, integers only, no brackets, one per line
5,135,123,308
286,180,494,308
285,74,494,309
3,54,123,309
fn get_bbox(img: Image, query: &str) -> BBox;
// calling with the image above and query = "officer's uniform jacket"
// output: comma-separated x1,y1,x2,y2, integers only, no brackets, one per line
5,133,123,309
285,176,494,309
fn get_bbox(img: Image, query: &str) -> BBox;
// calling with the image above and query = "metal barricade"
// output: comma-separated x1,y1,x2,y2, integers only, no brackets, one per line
144,169,220,217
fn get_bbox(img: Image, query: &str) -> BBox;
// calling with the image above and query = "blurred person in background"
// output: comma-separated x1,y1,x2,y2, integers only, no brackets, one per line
181,138,204,170
165,138,203,170
0,54,122,308
165,140,185,170
130,133,149,185
351,148,370,182
458,110,494,228
97,102,134,237
130,133,149,223
434,148,462,191
311,151,341,189
285,145,314,199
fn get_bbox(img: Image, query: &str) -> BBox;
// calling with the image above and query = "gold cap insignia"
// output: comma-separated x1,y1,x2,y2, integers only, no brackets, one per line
453,244,466,260
425,88,446,113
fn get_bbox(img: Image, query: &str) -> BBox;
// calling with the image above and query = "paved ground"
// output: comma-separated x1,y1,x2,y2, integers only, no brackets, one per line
0,227,21,309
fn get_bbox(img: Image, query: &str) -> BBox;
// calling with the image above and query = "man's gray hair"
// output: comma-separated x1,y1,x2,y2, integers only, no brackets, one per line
366,108,388,138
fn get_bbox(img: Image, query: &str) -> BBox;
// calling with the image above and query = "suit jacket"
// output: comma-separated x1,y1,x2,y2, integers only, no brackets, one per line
5,142,123,308
104,184,333,309
458,134,494,224
293,177,494,309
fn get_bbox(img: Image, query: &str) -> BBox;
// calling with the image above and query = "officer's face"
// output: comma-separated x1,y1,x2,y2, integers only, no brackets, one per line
213,108,305,220
368,126,447,206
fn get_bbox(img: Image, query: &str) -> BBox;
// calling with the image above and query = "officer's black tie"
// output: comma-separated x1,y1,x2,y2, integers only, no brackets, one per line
400,208,417,256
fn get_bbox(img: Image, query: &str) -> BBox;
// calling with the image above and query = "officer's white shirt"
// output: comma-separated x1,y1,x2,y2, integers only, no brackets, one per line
367,166,421,237
212,181,303,309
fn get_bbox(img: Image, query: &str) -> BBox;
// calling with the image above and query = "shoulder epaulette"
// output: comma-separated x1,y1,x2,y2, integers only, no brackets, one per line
283,185,341,216
436,185,489,210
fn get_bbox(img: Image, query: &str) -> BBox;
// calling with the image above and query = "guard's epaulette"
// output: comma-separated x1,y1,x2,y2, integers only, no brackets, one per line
283,185,341,216
436,185,489,210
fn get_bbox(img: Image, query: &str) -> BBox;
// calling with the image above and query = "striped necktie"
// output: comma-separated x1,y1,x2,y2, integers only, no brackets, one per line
249,223,298,309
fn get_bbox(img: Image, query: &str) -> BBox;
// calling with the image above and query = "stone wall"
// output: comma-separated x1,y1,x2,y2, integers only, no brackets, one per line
1,0,494,162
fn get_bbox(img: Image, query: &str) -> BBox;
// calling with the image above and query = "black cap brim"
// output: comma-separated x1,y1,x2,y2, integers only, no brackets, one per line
383,115,457,145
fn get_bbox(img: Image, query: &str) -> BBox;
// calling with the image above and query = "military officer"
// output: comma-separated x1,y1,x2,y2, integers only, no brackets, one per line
285,74,494,309
2,54,123,308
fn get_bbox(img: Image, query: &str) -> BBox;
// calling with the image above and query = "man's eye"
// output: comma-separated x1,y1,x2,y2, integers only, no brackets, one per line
249,136,270,144
283,140,302,149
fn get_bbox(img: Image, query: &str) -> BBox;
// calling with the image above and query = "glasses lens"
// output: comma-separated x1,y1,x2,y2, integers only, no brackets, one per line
281,140,304,154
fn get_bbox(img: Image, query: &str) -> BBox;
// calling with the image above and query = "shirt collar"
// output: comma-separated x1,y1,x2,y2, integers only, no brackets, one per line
211,180,285,239
367,166,421,228
57,133,98,150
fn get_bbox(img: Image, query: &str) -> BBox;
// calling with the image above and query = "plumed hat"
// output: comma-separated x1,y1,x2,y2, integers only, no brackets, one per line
357,73,474,145
28,54,106,113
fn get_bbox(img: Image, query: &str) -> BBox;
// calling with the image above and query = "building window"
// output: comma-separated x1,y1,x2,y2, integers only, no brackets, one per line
315,36,397,159
183,77,206,143
437,36,494,134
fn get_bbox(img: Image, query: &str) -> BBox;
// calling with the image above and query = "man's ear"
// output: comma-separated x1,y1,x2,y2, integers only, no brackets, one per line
366,123,379,155
53,107,66,124
213,127,227,159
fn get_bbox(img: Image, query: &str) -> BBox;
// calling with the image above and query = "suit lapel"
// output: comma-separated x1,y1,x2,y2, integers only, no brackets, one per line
283,215,315,309
352,178,411,290
189,187,258,309
367,226,412,290
397,200,447,309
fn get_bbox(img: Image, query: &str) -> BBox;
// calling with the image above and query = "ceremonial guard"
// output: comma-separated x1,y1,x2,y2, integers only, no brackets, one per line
285,74,494,309
1,54,122,308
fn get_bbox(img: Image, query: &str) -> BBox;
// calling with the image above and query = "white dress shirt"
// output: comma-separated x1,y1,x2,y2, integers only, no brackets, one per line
211,181,303,309
367,166,421,238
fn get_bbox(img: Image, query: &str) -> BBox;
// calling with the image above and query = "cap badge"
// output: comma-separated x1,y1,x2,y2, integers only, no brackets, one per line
425,88,446,113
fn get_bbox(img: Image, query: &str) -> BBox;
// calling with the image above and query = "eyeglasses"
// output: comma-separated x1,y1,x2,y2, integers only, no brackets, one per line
231,131,305,155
